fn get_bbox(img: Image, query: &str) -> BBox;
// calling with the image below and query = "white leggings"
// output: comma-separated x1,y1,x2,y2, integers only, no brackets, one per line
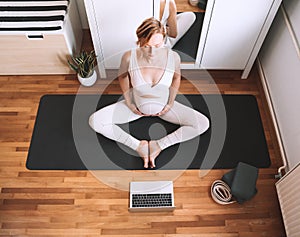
165,12,196,48
89,100,210,151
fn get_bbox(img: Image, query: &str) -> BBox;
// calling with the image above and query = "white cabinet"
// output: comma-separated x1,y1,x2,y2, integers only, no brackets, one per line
84,0,154,77
197,0,282,78
200,0,273,69
85,0,282,78
0,0,82,75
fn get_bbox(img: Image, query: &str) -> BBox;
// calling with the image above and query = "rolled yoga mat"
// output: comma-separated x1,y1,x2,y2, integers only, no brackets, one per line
26,94,271,170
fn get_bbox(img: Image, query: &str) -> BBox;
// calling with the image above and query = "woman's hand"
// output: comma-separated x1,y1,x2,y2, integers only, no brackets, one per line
155,103,173,116
127,103,144,116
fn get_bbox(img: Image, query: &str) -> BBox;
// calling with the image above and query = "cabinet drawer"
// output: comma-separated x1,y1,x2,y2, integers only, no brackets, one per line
0,34,72,75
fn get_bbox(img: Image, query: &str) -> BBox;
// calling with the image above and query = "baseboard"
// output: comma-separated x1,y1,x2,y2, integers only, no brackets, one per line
256,58,288,175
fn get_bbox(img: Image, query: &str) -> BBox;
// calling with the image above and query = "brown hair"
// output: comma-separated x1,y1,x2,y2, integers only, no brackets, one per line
136,17,166,46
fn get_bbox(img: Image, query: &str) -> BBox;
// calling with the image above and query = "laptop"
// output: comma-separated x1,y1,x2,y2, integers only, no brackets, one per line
129,181,175,212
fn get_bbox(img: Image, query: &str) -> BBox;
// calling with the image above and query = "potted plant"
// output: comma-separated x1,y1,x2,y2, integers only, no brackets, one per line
68,50,97,87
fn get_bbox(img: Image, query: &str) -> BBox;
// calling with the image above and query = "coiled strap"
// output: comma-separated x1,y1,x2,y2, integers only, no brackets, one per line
211,180,236,205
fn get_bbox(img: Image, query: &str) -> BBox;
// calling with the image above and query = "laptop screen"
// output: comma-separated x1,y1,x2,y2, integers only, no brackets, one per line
129,181,175,211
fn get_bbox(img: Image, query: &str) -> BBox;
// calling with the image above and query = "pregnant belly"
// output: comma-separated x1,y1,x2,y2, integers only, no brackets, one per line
136,96,167,115
138,101,165,115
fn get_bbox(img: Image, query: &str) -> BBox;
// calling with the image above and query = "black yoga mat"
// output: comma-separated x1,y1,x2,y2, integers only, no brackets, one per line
26,94,271,170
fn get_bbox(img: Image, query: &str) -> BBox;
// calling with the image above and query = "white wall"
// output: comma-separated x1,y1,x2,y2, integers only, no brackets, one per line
258,0,300,170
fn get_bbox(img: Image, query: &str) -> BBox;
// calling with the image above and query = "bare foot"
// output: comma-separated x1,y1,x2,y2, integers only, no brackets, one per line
136,140,149,168
149,140,162,168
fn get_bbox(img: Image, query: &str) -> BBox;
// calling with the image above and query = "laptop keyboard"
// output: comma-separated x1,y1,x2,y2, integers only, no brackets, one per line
132,193,173,208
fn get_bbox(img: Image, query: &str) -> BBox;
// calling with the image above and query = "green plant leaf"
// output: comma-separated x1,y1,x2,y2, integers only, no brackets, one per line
67,50,97,78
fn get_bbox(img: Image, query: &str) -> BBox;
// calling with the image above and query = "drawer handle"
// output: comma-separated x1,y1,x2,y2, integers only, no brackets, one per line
26,34,44,40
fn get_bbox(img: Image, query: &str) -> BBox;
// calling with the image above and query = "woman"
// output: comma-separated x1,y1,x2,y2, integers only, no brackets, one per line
89,17,209,169
160,0,196,48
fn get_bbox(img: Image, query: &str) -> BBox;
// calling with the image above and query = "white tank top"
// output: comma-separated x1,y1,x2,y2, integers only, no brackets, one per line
129,48,175,115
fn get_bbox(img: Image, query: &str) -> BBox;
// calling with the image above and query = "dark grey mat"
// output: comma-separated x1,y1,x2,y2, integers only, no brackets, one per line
26,94,271,170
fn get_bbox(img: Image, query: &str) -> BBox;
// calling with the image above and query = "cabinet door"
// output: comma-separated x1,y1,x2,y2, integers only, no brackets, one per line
200,0,274,69
85,0,153,70
0,35,71,75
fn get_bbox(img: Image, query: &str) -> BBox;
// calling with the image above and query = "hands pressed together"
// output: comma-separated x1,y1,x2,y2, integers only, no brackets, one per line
127,103,173,117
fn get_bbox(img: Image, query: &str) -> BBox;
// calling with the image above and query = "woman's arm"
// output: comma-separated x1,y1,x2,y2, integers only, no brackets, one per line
166,0,178,38
118,51,144,115
156,51,181,116
168,51,181,106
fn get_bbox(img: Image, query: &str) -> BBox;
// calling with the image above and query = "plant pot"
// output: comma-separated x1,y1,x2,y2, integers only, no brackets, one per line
77,70,97,87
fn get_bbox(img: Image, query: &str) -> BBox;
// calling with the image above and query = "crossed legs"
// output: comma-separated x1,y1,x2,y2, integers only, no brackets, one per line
89,100,210,168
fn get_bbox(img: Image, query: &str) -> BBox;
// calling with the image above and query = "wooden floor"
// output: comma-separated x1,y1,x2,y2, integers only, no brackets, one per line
0,33,286,236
